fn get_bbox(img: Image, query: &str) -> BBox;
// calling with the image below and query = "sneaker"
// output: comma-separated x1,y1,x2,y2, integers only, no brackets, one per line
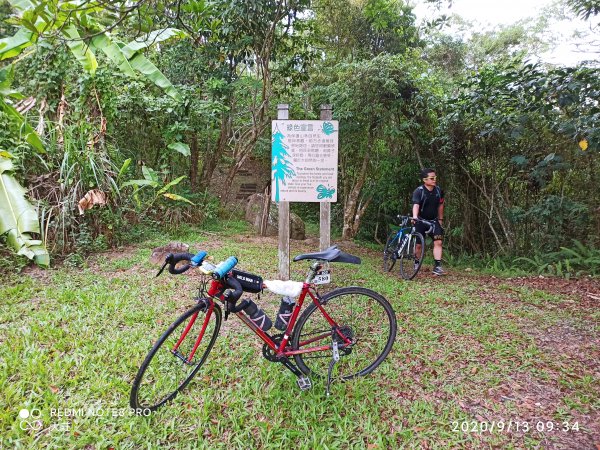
432,266,446,276
414,260,420,272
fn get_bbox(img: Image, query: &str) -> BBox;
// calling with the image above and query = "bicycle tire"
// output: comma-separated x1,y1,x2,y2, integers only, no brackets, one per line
291,287,397,380
383,231,399,272
399,232,425,280
130,301,221,411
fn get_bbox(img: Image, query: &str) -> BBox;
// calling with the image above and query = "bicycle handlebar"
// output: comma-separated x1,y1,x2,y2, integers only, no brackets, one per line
155,250,246,307
156,252,197,277
396,215,437,233
224,275,245,307
156,250,240,279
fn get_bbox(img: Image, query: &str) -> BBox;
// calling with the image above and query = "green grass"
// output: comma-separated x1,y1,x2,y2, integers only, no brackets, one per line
0,229,597,449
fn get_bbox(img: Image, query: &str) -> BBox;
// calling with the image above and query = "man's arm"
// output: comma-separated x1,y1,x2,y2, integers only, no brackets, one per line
412,203,420,220
437,203,444,223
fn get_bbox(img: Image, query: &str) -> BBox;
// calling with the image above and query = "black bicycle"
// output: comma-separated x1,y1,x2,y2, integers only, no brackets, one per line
383,215,435,280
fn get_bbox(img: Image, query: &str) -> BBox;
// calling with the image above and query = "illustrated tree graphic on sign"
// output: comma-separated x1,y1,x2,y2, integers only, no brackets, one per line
272,126,296,201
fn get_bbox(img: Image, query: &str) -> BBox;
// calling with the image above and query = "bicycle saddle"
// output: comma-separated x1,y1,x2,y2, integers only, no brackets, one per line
293,245,361,264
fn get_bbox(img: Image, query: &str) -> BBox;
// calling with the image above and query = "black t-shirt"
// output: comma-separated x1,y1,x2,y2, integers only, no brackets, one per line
411,185,444,220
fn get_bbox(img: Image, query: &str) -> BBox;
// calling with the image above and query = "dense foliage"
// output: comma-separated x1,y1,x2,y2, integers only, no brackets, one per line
0,0,598,274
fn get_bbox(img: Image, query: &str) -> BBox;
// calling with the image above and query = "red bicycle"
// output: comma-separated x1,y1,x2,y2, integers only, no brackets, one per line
130,246,397,411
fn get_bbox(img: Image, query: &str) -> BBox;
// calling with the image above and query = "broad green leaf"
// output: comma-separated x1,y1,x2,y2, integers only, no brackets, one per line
0,156,49,266
162,193,194,205
0,65,13,87
0,97,45,153
121,28,187,59
92,34,135,77
0,156,14,173
167,142,190,156
117,158,132,179
0,65,22,97
62,25,98,75
0,151,15,158
0,87,24,99
510,155,528,166
7,0,34,12
0,28,34,60
121,179,158,188
157,175,186,195
129,53,182,100
25,128,44,152
142,165,159,183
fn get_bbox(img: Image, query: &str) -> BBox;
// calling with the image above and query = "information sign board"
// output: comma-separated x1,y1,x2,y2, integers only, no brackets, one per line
271,120,338,202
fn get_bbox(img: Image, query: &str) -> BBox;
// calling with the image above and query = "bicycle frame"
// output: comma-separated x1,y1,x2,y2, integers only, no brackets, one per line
392,218,434,256
393,227,411,253
170,278,352,365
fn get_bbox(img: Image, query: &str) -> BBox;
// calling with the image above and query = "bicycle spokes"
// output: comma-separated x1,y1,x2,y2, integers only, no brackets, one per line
293,288,396,381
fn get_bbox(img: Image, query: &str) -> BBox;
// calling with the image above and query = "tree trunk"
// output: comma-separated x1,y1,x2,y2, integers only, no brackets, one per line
342,150,370,239
198,114,229,193
189,133,199,192
350,195,372,237
222,120,269,201
260,184,271,236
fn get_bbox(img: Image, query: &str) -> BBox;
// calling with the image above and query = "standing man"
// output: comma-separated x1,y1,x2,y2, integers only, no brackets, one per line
412,168,446,276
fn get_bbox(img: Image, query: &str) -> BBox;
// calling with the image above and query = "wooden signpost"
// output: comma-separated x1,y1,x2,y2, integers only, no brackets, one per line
319,105,333,252
273,104,339,279
277,105,290,281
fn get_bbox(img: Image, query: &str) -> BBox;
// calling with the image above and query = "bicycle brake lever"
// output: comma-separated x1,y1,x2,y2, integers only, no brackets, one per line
156,253,174,277
156,261,168,277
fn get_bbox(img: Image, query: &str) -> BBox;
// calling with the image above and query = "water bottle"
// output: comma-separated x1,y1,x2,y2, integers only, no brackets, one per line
243,299,273,332
275,296,295,331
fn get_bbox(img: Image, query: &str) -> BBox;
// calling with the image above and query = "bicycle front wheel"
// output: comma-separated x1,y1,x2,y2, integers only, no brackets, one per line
383,232,399,272
399,232,425,280
292,287,397,380
130,300,221,411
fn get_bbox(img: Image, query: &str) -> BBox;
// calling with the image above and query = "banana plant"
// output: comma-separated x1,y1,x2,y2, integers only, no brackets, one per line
1,0,187,100
0,65,49,265
0,156,49,267
0,0,190,266
121,165,193,212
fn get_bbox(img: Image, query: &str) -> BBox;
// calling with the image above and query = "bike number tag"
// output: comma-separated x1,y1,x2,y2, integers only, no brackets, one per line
314,270,331,285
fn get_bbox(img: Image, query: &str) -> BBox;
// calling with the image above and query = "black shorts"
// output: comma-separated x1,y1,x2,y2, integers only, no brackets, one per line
415,220,444,241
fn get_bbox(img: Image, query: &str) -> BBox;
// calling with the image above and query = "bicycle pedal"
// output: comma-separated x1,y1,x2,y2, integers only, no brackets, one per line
296,376,312,391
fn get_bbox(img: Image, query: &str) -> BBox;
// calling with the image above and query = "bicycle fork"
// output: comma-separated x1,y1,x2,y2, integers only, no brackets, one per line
170,300,212,365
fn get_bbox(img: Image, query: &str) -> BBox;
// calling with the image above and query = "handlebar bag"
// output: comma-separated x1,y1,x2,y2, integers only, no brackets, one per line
231,269,263,293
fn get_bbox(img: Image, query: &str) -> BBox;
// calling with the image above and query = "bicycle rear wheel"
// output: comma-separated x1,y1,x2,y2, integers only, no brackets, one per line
399,232,425,280
383,232,399,272
291,287,397,380
130,300,221,411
